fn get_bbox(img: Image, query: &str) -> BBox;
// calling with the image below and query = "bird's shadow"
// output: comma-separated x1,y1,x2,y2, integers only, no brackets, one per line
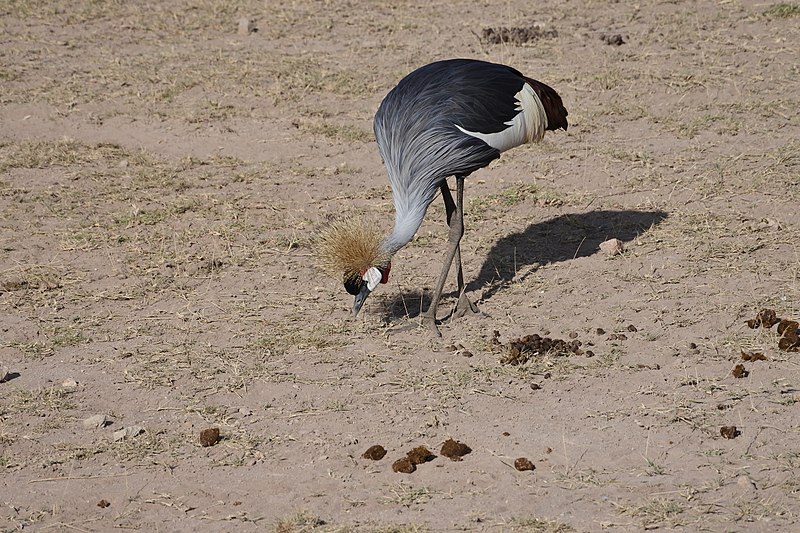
380,209,668,320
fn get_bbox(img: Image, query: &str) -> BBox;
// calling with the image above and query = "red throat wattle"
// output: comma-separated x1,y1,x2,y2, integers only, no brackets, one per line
381,262,391,284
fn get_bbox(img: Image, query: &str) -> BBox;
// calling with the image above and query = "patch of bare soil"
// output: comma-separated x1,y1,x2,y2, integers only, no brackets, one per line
1,1,799,532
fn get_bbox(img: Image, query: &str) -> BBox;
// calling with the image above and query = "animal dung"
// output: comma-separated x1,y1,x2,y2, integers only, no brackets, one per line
745,309,800,352
481,25,558,45
391,445,436,474
361,445,387,460
742,350,767,361
440,439,471,461
732,364,749,379
199,427,221,447
599,238,625,257
514,457,535,471
778,319,800,352
600,33,626,45
746,309,780,329
392,457,415,474
407,446,435,465
777,319,799,336
720,426,740,439
500,333,583,365
97,499,111,508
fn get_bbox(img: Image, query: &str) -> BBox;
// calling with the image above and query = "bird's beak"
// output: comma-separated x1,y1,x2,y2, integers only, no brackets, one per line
352,283,372,317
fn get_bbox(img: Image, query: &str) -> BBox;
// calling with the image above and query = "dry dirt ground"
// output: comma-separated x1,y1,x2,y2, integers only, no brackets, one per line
1,1,799,531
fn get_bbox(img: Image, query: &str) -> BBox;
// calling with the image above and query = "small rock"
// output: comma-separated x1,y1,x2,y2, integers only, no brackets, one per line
62,378,79,389
599,238,625,257
113,426,144,441
97,499,111,508
237,17,257,35
238,407,253,417
0,364,9,383
736,475,757,491
117,159,129,168
82,414,110,429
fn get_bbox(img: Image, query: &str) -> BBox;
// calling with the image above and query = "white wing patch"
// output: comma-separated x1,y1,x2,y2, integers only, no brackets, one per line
455,82,548,153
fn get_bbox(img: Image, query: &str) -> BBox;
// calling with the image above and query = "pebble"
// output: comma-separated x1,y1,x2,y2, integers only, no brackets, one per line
113,426,144,441
83,414,110,429
62,378,79,389
737,475,757,491
599,238,625,257
237,17,257,35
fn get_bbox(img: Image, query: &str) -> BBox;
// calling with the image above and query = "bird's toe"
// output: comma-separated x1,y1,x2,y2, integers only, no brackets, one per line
453,293,480,319
421,314,442,337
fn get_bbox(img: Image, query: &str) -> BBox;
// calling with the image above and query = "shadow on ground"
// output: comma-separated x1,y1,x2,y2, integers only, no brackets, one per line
381,209,668,319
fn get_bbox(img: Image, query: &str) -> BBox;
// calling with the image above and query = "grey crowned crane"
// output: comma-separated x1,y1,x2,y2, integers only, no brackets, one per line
319,58,568,336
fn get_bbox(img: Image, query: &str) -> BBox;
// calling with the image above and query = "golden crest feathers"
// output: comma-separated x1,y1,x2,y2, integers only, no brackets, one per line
316,216,390,279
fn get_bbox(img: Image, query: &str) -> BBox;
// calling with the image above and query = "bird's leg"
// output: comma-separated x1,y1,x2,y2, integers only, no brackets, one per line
450,177,479,319
440,181,478,319
421,180,465,336
439,182,465,289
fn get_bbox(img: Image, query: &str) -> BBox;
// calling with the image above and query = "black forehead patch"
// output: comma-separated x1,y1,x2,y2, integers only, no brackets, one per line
344,272,362,296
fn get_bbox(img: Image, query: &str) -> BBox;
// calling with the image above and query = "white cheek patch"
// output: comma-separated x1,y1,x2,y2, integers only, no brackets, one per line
363,267,382,292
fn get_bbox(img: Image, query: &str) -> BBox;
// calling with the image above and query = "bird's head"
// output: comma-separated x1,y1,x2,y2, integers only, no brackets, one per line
317,216,392,316
344,263,391,316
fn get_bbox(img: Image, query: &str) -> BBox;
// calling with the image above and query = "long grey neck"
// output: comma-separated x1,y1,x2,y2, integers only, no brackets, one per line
382,205,428,255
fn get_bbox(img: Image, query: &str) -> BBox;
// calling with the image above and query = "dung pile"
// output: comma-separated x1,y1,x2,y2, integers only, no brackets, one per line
746,308,800,352
441,438,471,461
481,25,558,45
498,331,584,365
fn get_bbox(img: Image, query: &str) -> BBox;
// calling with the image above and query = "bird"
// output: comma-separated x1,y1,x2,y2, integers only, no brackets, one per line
318,58,568,336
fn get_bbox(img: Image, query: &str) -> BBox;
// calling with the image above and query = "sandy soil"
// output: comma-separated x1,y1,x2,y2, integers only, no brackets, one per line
1,1,799,531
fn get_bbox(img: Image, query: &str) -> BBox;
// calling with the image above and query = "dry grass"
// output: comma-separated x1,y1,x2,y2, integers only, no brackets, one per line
502,516,574,533
2,0,799,531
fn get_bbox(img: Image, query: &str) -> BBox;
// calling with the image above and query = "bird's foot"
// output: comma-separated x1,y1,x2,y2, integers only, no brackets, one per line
421,313,442,337
451,293,480,320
